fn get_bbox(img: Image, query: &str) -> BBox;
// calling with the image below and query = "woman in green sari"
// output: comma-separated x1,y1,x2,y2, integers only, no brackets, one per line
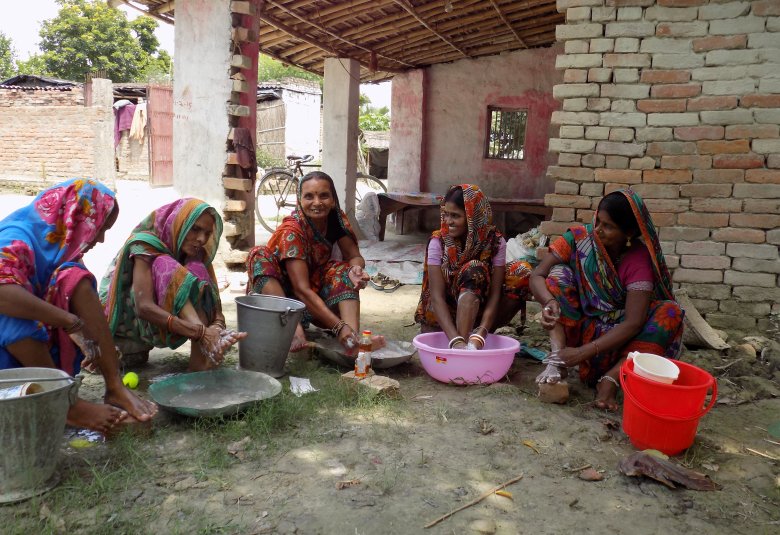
100,199,246,371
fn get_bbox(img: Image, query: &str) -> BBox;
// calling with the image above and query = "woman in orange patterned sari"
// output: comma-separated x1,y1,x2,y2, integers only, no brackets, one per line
530,189,684,410
415,184,532,350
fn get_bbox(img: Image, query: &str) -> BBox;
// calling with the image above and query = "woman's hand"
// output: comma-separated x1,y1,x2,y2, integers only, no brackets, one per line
540,299,560,330
68,320,102,364
198,325,225,364
347,265,369,290
338,324,359,356
543,346,589,368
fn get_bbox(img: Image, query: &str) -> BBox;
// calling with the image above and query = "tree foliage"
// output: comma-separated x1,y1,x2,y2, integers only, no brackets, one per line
359,95,390,131
37,0,171,82
15,55,49,76
258,54,321,84
0,32,16,80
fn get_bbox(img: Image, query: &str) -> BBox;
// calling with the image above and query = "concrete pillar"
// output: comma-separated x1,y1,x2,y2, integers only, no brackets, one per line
172,0,232,208
322,58,360,224
90,78,116,188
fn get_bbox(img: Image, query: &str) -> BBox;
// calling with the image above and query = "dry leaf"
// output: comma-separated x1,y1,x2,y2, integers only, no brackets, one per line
336,479,361,490
522,440,540,454
495,490,513,499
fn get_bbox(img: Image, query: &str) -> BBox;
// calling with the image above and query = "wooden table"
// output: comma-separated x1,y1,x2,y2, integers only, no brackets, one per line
377,192,551,241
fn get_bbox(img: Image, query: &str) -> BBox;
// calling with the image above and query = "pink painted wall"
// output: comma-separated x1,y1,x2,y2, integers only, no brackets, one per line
388,69,426,193
390,45,562,198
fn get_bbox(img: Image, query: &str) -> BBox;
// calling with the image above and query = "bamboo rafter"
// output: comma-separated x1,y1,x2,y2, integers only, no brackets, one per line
257,10,405,73
263,0,415,67
489,0,527,48
150,0,175,15
390,0,469,58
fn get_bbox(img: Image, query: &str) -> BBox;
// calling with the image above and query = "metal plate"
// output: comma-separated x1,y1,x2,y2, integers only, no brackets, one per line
149,368,282,418
313,337,416,369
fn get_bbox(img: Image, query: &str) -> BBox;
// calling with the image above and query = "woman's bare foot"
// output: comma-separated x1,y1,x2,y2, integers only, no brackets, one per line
594,375,620,412
66,398,127,435
290,326,309,352
104,386,158,422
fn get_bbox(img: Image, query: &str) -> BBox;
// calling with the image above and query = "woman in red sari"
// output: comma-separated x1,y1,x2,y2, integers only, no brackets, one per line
415,184,532,349
530,189,684,410
247,171,372,355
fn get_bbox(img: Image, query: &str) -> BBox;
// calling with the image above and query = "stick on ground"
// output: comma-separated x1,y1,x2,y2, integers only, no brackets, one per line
424,474,523,529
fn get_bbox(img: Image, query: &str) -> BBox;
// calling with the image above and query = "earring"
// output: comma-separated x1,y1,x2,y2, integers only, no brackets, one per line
626,236,632,247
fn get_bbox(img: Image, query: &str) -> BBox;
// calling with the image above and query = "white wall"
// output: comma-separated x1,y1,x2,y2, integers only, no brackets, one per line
283,89,321,159
173,0,233,207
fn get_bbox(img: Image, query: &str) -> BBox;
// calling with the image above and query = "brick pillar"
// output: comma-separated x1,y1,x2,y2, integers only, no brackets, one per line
545,0,780,332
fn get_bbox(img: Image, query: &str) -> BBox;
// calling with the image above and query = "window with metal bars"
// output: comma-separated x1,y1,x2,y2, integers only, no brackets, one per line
485,107,527,160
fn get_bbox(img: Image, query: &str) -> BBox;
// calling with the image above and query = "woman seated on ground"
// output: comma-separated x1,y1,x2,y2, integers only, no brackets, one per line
530,189,684,410
247,171,378,355
0,179,157,434
415,184,532,348
100,199,246,371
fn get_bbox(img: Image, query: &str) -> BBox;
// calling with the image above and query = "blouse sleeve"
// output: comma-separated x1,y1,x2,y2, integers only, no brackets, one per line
621,245,655,292
427,238,443,266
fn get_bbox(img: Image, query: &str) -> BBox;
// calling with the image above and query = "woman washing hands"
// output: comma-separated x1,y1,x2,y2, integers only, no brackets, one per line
247,171,382,357
100,199,247,371
530,189,684,410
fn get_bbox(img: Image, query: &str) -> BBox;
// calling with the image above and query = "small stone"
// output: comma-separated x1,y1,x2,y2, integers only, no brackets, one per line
578,468,604,481
469,518,497,534
538,382,570,404
734,343,757,360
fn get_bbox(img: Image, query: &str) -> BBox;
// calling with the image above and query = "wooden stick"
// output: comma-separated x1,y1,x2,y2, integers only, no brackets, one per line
424,474,523,529
745,447,780,461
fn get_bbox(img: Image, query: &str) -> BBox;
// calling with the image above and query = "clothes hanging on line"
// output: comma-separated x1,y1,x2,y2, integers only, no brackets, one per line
114,102,136,147
129,101,147,144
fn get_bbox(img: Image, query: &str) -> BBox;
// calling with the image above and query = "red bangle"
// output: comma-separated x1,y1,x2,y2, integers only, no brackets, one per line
166,314,175,333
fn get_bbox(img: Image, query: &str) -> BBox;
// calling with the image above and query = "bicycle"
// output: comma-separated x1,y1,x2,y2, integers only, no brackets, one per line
255,154,387,233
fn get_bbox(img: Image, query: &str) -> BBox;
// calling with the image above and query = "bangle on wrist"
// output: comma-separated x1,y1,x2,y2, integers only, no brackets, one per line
448,336,466,349
64,316,85,334
331,319,347,336
166,314,175,333
543,298,556,307
190,323,206,342
592,340,600,356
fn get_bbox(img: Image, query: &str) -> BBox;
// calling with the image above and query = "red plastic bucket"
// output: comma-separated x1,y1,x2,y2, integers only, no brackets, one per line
620,359,717,456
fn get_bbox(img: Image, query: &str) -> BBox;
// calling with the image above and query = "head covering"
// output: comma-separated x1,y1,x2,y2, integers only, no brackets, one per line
436,184,501,278
101,198,222,332
0,178,116,293
291,172,356,246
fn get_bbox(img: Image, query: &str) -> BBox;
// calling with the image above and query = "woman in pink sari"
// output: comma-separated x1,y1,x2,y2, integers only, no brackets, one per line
0,179,157,434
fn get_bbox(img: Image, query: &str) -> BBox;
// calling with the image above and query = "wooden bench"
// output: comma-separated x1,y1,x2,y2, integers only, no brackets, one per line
377,192,551,241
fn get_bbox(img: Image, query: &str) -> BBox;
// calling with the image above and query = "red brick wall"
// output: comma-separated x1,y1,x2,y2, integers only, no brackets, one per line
546,0,780,332
0,87,110,183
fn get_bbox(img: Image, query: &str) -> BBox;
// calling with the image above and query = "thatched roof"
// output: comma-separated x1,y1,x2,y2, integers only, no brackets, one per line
115,1,561,82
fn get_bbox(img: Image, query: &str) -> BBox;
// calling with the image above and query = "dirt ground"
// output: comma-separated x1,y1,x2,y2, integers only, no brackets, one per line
3,283,780,534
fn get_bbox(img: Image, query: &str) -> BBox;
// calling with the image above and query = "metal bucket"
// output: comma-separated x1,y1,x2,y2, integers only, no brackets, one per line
235,294,306,378
0,367,78,504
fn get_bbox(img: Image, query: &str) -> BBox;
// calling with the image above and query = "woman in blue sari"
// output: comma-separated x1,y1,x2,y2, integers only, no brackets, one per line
0,179,157,434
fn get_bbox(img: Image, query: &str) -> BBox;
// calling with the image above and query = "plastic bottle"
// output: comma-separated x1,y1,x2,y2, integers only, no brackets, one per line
354,330,373,377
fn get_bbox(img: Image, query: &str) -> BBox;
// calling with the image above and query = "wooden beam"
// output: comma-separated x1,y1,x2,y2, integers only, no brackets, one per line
110,0,174,25
390,0,468,57
264,0,415,68
489,0,528,48
151,1,175,15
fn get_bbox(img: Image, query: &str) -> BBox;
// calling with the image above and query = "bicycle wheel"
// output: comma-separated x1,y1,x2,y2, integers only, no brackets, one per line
355,173,387,206
256,169,297,233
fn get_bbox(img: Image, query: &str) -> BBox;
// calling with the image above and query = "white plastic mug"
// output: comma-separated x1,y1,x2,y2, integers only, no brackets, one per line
627,351,680,384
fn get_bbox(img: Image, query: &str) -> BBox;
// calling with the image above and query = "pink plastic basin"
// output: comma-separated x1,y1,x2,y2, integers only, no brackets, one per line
412,332,520,385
